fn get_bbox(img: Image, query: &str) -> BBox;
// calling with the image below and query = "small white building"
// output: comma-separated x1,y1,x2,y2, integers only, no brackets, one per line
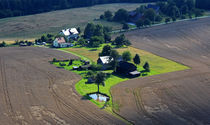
53,37,73,48
60,28,79,40
97,56,113,70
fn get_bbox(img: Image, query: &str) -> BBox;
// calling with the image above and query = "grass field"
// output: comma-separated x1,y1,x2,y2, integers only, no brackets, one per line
0,3,143,42
56,44,189,112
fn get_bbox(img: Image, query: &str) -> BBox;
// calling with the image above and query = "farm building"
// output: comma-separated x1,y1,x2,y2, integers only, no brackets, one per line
53,37,73,48
60,28,79,40
116,61,140,77
97,56,113,70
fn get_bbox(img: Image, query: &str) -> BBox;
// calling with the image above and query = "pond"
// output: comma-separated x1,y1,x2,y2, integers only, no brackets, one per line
89,93,109,102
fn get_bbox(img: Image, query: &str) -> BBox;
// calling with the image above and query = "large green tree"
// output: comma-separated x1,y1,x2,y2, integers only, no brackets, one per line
133,54,141,65
95,72,106,93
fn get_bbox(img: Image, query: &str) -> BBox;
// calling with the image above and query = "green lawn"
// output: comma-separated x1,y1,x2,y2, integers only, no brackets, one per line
55,44,189,111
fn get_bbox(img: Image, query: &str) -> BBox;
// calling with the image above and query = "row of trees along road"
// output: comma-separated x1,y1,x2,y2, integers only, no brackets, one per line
100,0,205,28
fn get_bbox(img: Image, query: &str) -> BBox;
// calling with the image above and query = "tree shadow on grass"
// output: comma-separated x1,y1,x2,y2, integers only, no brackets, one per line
89,49,98,51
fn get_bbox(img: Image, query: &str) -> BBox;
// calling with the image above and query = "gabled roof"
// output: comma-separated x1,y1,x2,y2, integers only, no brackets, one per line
61,28,79,36
99,56,113,64
55,37,66,43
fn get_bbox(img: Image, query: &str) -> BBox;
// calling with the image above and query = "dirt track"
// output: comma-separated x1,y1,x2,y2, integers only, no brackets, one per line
0,47,125,125
112,18,210,125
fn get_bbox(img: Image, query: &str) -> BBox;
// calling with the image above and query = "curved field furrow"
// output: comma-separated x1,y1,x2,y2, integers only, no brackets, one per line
0,47,125,125
112,17,210,125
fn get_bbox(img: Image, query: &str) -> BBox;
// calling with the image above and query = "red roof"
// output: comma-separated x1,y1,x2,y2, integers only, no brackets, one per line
55,37,66,43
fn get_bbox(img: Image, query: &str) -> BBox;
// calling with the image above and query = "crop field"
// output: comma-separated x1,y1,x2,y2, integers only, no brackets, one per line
0,3,142,42
0,47,125,125
111,17,210,124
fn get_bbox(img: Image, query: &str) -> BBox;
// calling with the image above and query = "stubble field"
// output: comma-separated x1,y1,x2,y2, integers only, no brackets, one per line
111,17,210,124
0,47,125,125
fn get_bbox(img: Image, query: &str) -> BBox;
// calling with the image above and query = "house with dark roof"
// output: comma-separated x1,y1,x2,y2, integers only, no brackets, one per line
116,61,140,77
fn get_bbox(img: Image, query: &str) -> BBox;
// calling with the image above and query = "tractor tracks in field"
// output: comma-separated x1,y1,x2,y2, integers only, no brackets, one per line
47,74,95,124
0,57,26,124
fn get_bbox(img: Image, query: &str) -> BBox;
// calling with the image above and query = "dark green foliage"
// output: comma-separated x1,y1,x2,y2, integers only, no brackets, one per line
99,45,112,56
52,58,57,62
89,36,104,47
110,50,120,72
155,15,163,22
0,41,6,47
144,8,156,22
113,34,131,47
77,38,86,46
113,9,129,22
77,27,81,34
84,23,96,39
136,19,144,28
104,33,111,42
104,10,113,21
91,63,102,71
165,17,171,23
172,16,176,22
133,54,140,65
144,19,151,26
122,23,129,30
194,8,204,17
122,51,132,62
196,0,210,10
95,72,106,93
100,14,105,19
143,62,150,72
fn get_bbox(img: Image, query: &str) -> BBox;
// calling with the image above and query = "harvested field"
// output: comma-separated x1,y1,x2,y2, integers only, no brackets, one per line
112,17,210,124
0,47,125,125
0,3,142,42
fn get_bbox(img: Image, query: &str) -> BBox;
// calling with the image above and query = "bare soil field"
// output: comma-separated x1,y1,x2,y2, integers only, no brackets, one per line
0,47,125,125
0,3,142,42
112,18,210,124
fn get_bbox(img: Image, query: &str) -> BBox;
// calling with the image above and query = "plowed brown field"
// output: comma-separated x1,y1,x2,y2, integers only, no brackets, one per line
112,18,210,125
0,47,125,125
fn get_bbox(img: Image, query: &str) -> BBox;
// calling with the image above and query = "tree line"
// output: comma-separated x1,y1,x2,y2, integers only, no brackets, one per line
100,0,205,28
0,0,166,19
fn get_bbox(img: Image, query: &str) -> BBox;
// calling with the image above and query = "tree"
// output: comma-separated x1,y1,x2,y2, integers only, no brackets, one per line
77,38,86,46
94,24,104,37
95,72,106,93
122,23,129,30
144,19,151,26
0,41,6,47
136,19,144,28
144,8,156,22
122,51,131,62
100,14,105,19
77,27,81,34
104,10,113,21
155,15,163,22
143,62,150,72
172,16,176,22
133,54,140,65
84,23,95,39
99,45,112,56
194,8,204,18
104,33,111,42
113,34,131,47
165,17,171,24
110,50,120,72
113,9,129,22
89,36,104,47
41,35,48,42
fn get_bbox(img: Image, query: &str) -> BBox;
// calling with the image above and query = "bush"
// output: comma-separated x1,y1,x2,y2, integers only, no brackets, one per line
90,63,102,71
122,51,131,62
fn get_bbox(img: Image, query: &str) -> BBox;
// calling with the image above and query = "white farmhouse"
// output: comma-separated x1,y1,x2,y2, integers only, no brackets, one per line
60,28,79,40
53,37,72,48
97,56,113,70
